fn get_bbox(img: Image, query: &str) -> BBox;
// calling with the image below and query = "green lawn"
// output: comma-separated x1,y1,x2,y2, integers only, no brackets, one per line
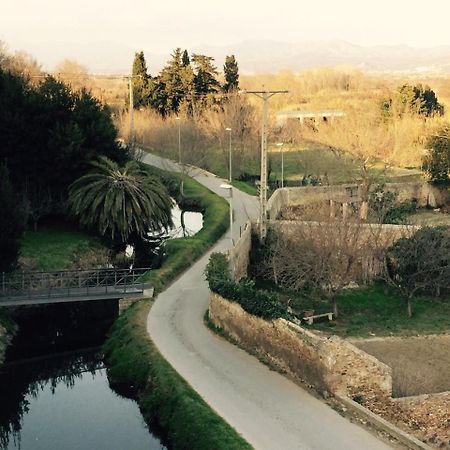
19,224,103,271
143,144,422,196
257,280,450,337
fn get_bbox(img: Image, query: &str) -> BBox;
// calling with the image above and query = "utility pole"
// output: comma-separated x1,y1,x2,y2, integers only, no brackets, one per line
225,127,232,182
128,76,135,148
241,89,288,241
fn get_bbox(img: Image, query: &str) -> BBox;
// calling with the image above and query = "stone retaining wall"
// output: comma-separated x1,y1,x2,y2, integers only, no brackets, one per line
227,222,252,281
267,182,450,220
209,292,392,398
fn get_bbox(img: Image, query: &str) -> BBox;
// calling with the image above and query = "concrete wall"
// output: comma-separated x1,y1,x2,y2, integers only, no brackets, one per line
209,292,392,398
228,222,252,281
267,182,450,220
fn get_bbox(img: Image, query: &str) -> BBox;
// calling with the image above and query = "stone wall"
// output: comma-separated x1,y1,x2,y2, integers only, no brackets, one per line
267,182,450,220
227,222,252,281
209,292,392,398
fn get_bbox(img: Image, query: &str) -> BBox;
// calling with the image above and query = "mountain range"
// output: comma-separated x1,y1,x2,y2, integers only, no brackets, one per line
31,39,450,75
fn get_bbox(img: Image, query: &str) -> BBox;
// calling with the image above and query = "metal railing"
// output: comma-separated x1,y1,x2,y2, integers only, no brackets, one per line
1,268,151,301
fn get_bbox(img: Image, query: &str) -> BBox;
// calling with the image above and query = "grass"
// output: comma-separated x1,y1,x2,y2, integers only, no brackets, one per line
103,301,251,450
142,164,229,293
256,280,450,337
19,222,103,271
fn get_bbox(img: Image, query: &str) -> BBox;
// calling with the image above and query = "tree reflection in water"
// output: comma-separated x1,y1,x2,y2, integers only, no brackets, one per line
0,350,103,449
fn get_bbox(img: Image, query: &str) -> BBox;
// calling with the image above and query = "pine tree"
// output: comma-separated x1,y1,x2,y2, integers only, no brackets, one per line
182,49,190,67
192,54,220,110
223,55,239,92
160,48,185,113
132,51,150,108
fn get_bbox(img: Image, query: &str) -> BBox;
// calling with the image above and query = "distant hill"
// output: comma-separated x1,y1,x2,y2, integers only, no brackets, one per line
29,39,450,75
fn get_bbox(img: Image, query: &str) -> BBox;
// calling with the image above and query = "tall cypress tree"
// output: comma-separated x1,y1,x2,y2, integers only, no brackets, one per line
132,51,150,108
182,49,190,67
223,55,239,92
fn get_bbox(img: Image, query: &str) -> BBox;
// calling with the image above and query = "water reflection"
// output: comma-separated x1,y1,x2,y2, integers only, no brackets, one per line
0,351,165,450
0,301,166,450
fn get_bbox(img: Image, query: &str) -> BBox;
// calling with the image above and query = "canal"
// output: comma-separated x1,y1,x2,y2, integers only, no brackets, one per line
0,301,166,450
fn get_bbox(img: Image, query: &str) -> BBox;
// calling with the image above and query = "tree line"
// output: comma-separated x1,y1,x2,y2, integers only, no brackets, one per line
131,49,239,116
0,57,173,272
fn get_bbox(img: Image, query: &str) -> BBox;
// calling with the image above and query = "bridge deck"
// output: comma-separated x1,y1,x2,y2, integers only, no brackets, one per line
0,268,153,307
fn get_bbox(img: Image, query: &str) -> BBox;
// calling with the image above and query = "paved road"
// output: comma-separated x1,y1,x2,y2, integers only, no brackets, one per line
143,152,392,450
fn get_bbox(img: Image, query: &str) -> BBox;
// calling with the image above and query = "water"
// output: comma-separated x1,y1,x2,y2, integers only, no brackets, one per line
0,303,166,450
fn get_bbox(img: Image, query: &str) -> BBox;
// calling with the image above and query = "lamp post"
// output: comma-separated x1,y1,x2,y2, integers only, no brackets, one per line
175,117,181,164
225,127,232,182
220,183,233,246
276,142,284,188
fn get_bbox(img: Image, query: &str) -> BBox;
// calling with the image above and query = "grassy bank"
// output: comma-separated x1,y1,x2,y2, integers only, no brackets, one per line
142,164,229,293
19,222,104,271
0,311,17,364
104,301,251,450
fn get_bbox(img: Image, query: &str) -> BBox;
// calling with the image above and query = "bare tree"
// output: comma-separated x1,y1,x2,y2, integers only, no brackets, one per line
387,226,450,318
266,219,391,317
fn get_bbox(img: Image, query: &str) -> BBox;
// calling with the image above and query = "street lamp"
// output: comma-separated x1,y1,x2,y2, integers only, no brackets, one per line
225,127,232,182
220,183,233,246
276,142,284,188
175,117,181,164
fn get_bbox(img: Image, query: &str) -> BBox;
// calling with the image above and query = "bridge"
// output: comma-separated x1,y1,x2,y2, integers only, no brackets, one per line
0,268,152,307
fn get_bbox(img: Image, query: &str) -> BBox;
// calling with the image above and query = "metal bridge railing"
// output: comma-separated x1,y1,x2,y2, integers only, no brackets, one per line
1,268,152,301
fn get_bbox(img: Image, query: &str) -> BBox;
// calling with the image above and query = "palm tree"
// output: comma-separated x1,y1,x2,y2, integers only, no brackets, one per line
68,156,173,244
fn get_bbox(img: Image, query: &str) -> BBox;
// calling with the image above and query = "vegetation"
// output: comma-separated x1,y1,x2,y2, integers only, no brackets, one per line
141,164,229,293
19,224,104,271
261,281,450,337
424,125,450,184
387,226,450,317
103,301,251,450
0,165,26,272
68,157,173,245
130,49,240,117
205,253,288,320
382,84,444,118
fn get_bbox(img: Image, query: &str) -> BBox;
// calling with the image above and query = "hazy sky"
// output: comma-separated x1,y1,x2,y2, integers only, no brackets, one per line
2,0,450,69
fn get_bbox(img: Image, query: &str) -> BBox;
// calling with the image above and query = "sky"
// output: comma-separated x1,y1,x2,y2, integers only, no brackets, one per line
1,0,450,71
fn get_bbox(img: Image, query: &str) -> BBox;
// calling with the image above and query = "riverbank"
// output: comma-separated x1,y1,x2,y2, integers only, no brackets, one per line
0,311,16,365
104,301,251,450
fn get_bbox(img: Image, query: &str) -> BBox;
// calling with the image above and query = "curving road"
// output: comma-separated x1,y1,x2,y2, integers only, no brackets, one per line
143,153,392,450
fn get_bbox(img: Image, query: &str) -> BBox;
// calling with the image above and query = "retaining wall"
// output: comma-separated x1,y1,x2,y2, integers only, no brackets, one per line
209,292,392,398
227,222,252,281
267,182,450,220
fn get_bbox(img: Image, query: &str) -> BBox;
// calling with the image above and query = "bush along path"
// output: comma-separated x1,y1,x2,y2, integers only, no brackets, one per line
143,153,392,450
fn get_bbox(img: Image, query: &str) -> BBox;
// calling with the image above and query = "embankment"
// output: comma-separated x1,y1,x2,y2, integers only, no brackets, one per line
104,301,251,450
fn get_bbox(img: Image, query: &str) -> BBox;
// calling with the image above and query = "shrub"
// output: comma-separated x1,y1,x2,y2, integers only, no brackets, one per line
206,253,287,321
